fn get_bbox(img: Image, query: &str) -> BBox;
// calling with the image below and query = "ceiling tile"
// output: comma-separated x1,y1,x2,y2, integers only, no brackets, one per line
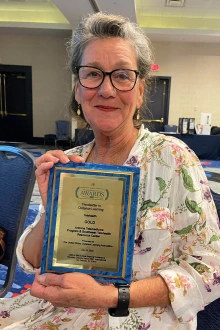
185,0,210,8
162,7,184,17
183,7,206,18
142,0,163,7
208,0,220,9
206,8,220,18
141,6,163,16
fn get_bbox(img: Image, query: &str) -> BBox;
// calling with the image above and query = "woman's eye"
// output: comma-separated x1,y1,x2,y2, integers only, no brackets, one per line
119,74,129,80
114,71,130,80
117,73,129,80
87,71,101,78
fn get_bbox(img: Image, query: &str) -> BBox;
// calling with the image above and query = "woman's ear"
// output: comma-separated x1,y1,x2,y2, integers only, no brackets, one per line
75,81,80,103
136,79,145,109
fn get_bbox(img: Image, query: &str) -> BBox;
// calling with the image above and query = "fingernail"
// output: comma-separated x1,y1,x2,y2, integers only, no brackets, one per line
61,157,70,163
76,156,85,163
37,274,46,283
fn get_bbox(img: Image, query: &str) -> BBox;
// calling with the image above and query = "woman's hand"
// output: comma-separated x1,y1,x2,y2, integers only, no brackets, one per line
35,150,84,209
30,270,118,309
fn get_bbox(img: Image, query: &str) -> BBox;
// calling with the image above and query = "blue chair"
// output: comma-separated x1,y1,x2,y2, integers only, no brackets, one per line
74,128,94,146
0,146,36,297
197,170,220,330
197,298,220,330
44,134,56,148
55,120,72,149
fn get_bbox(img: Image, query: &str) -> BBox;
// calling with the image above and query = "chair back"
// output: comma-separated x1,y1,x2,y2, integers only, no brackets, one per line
0,146,36,297
205,171,220,219
197,170,220,329
56,120,70,139
197,296,220,330
75,128,94,146
164,124,177,133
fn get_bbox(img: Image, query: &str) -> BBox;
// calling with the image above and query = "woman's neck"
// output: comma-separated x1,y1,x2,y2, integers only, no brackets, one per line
88,125,139,165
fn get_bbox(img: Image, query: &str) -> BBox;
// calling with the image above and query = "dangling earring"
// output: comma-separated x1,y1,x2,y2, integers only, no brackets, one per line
77,104,81,116
136,109,140,120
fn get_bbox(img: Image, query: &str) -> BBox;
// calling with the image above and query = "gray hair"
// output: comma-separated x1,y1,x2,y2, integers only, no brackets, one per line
67,12,154,126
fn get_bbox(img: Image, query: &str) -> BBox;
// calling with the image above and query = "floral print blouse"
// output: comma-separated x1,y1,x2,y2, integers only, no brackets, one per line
2,125,219,330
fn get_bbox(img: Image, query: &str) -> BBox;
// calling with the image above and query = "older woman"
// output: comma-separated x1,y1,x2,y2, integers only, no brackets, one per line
1,12,220,330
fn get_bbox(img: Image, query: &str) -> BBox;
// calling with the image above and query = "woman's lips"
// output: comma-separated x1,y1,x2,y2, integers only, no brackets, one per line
95,105,118,111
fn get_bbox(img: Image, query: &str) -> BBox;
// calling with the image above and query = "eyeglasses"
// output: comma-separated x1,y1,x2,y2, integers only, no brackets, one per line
75,66,139,92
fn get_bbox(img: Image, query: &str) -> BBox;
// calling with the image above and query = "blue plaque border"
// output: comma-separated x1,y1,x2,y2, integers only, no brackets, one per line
41,162,140,284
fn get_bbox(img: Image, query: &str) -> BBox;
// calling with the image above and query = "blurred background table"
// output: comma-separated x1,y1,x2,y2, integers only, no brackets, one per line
163,133,220,160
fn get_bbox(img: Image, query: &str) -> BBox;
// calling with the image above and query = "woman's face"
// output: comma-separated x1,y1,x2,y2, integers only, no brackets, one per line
75,38,145,134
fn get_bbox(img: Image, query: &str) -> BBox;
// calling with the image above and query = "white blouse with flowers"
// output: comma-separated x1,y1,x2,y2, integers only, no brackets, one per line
0,125,220,330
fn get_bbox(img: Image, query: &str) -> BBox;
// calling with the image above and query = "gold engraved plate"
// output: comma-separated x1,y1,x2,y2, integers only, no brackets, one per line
53,174,124,271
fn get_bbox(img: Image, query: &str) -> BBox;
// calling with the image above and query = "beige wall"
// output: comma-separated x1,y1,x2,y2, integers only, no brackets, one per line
0,31,72,138
153,41,220,127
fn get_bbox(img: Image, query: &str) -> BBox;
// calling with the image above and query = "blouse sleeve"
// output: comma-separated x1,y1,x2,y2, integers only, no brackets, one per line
16,204,45,274
158,143,220,323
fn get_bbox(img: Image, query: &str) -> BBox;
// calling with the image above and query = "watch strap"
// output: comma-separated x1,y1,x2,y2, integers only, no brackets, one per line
108,284,130,317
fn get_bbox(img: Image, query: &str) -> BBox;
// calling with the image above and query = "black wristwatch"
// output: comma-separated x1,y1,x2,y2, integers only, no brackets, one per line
108,284,130,317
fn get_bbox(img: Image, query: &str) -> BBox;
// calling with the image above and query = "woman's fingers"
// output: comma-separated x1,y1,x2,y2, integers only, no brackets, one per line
47,150,85,163
46,150,70,163
34,150,85,208
35,150,84,168
68,154,85,163
35,161,54,177
35,153,60,168
35,162,53,207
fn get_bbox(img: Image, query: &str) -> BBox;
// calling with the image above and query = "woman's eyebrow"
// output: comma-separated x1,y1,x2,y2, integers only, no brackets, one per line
82,62,100,67
82,61,135,69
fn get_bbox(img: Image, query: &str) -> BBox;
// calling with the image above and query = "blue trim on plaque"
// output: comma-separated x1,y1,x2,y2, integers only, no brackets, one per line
41,162,140,284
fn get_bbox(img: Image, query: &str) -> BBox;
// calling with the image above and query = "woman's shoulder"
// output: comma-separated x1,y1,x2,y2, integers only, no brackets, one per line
140,127,184,147
138,127,200,166
140,127,192,152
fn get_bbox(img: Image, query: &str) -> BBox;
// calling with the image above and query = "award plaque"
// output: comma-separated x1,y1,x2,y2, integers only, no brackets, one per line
41,162,140,284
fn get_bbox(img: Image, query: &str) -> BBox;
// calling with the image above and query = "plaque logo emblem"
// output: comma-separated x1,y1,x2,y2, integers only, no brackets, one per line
75,187,109,200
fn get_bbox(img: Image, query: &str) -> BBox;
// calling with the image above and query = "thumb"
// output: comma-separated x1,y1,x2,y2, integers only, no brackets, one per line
37,273,63,287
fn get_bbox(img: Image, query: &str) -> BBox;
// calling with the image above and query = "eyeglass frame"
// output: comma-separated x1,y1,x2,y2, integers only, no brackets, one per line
75,66,140,92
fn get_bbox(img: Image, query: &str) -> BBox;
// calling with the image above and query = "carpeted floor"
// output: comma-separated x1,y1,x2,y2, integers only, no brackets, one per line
0,146,220,298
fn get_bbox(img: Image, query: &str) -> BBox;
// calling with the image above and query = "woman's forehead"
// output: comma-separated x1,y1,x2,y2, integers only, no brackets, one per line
81,38,138,67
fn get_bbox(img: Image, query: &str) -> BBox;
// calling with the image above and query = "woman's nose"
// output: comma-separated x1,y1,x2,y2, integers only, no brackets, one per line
98,75,116,97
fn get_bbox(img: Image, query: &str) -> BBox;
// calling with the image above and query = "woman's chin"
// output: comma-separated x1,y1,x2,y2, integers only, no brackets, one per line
92,121,122,133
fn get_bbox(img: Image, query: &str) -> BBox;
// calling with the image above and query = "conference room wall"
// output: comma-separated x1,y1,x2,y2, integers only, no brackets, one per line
153,41,220,127
0,31,72,138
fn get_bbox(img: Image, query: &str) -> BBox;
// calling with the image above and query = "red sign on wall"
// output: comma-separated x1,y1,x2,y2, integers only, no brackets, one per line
151,64,159,71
